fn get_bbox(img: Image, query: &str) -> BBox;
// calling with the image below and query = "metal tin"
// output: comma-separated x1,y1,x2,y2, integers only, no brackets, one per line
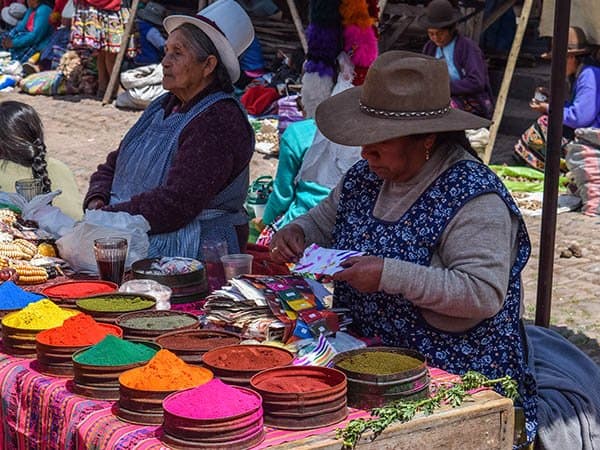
155,329,241,365
115,310,200,341
161,428,264,450
201,345,294,387
332,347,430,410
250,366,348,430
131,258,208,304
75,293,156,324
117,384,176,425
35,323,123,377
71,340,160,400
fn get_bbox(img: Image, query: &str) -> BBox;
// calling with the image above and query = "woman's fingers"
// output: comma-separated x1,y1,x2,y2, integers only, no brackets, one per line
270,224,305,263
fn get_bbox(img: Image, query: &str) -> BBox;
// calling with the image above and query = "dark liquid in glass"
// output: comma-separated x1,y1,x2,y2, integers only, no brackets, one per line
205,260,226,291
97,258,126,285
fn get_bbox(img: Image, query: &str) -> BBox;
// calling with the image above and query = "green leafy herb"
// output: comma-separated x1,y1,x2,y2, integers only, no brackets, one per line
336,370,518,449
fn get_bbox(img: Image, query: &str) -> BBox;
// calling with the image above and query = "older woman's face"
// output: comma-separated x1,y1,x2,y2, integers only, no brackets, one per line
428,28,453,48
361,135,434,182
162,29,215,98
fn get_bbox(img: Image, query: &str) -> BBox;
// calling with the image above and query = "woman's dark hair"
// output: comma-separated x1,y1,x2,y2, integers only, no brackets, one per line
174,23,234,93
0,101,51,192
436,130,481,161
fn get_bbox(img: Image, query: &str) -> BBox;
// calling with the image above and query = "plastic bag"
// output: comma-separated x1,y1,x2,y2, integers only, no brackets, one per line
565,128,600,216
56,210,150,273
0,190,75,237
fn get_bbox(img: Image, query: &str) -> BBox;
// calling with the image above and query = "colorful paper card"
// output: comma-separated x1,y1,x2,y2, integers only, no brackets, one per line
291,244,364,276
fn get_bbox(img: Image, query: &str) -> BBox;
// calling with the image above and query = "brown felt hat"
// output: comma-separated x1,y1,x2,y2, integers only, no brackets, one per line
541,26,591,59
315,51,490,147
417,0,462,30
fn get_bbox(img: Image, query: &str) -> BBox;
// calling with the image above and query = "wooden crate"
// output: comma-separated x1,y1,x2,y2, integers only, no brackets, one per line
271,390,514,450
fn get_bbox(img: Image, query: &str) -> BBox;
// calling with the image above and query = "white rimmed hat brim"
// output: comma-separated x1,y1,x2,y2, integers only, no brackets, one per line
1,7,18,27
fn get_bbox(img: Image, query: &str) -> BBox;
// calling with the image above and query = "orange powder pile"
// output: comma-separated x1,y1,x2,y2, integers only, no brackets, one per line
36,313,121,346
119,349,213,391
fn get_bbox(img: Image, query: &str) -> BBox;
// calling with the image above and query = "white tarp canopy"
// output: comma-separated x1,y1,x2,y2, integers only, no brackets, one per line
540,0,600,45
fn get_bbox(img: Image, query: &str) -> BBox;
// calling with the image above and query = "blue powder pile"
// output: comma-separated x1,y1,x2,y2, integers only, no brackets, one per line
0,282,44,310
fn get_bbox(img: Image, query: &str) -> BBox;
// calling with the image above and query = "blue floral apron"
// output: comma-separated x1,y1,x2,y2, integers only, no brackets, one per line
110,91,251,258
333,159,538,444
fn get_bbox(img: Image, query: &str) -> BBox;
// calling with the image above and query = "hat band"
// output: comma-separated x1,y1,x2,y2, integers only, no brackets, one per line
360,102,451,119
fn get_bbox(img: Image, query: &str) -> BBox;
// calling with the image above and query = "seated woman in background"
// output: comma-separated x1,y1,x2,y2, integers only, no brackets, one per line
0,101,82,219
1,0,53,63
420,0,494,119
515,26,600,171
84,0,255,258
134,1,167,66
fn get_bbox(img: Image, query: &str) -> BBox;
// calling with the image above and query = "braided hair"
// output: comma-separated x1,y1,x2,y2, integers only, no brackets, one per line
0,101,51,193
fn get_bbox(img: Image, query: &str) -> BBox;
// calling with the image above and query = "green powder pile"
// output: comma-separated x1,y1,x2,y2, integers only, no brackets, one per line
74,335,158,366
77,296,155,312
119,315,197,330
337,351,423,375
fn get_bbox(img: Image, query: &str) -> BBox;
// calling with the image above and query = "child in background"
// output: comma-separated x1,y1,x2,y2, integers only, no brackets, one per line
0,101,82,219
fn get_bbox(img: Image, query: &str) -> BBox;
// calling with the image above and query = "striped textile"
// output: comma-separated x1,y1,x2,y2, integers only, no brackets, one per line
0,349,460,449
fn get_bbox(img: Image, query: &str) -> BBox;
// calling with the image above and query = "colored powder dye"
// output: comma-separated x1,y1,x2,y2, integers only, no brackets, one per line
203,346,293,371
254,375,332,393
2,299,79,330
164,379,260,419
43,281,116,299
0,281,44,310
77,295,155,312
158,334,239,351
119,314,197,330
74,335,158,366
336,352,423,375
119,349,213,391
37,314,120,346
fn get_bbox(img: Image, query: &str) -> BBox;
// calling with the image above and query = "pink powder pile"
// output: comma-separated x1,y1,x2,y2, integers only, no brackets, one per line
163,379,261,419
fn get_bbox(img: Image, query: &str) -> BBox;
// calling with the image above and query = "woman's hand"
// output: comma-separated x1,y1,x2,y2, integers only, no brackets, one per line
333,256,384,293
529,100,549,114
269,224,305,263
2,37,12,49
86,198,106,210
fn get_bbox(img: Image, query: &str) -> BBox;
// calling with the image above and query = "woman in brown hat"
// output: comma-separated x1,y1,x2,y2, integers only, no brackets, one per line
515,26,600,171
420,0,494,119
270,51,600,448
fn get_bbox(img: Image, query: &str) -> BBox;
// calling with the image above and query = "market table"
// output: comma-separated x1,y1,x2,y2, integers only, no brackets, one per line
0,350,514,450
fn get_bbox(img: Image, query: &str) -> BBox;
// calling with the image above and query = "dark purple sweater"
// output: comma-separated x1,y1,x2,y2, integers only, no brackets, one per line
84,85,254,244
423,35,494,119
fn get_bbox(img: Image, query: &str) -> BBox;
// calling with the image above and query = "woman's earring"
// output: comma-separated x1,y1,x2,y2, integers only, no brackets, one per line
425,148,430,161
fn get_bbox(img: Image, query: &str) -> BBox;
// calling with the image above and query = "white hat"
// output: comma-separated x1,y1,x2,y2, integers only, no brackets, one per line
61,0,74,19
163,0,255,83
1,3,27,27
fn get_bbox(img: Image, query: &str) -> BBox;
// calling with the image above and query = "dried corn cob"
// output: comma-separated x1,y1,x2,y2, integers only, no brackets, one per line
0,243,30,260
13,239,37,258
13,264,48,284
16,274,48,285
0,257,9,268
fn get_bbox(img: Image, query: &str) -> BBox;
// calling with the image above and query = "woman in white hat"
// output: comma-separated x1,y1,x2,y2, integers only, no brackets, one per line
271,51,600,448
514,26,600,171
84,0,256,259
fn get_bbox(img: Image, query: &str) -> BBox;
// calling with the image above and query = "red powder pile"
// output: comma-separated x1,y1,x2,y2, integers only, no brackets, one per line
254,375,332,393
42,281,116,300
37,314,120,346
163,379,261,419
203,346,293,371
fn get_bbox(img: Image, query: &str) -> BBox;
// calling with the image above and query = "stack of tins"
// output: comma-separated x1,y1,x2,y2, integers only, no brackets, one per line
35,314,122,376
41,280,118,308
155,329,241,365
163,378,264,449
332,347,429,409
117,349,213,424
131,258,208,304
75,293,156,323
115,310,200,341
201,345,294,387
1,299,79,356
250,366,347,429
72,335,160,400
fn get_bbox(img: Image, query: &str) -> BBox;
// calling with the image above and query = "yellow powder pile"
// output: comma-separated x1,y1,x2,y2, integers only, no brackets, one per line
119,349,213,391
2,299,79,330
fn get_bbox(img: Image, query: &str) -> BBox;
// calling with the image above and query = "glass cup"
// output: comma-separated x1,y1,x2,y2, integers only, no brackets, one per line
220,254,253,281
15,178,43,201
93,237,128,285
201,239,228,291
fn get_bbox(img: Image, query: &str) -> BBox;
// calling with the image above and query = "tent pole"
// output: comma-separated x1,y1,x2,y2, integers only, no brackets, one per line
535,0,571,327
286,0,307,54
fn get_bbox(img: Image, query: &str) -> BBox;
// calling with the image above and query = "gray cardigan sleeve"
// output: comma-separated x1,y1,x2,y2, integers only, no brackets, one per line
379,193,517,321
